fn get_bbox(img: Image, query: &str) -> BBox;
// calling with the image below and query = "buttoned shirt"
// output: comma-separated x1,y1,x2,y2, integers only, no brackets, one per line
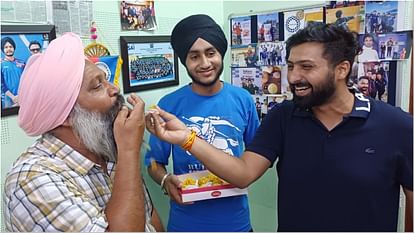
4,133,155,232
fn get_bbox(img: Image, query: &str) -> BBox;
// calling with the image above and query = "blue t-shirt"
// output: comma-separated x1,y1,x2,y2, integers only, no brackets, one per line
145,82,260,232
247,92,413,231
1,58,25,108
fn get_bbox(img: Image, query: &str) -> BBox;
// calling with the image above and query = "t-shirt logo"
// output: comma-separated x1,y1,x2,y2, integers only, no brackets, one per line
364,147,376,154
182,115,241,156
355,92,371,112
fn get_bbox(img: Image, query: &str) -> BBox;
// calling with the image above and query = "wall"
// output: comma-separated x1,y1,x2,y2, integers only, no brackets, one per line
1,0,412,232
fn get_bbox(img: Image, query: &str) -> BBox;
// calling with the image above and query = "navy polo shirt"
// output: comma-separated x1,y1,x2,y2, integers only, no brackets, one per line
247,92,413,231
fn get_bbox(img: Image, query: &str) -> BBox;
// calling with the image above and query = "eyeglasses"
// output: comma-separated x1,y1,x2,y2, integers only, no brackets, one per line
30,48,40,52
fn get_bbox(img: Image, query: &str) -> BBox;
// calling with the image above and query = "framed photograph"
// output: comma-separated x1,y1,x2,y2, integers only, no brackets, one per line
231,16,252,46
256,42,286,66
357,33,380,60
376,31,413,60
120,36,179,93
120,0,157,31
231,67,262,95
365,1,398,34
257,12,280,42
261,65,283,95
283,7,324,41
1,24,56,117
355,61,397,105
326,3,365,33
231,44,257,67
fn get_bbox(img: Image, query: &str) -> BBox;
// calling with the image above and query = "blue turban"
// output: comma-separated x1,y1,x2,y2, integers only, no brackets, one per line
1,37,16,53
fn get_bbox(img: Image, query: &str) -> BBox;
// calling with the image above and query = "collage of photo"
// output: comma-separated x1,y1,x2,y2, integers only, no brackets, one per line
230,0,412,120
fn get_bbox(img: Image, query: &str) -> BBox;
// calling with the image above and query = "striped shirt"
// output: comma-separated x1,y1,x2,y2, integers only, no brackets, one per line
4,134,156,232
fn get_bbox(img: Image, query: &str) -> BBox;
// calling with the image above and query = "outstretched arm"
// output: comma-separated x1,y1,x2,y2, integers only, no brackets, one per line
145,107,270,188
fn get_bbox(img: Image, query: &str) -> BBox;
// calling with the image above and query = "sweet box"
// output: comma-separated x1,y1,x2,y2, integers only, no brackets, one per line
177,170,248,203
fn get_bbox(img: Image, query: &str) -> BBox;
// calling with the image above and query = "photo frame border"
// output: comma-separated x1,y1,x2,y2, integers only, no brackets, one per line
1,24,56,117
119,35,179,94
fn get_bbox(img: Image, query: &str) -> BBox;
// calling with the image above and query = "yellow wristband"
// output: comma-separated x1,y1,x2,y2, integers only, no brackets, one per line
181,130,196,151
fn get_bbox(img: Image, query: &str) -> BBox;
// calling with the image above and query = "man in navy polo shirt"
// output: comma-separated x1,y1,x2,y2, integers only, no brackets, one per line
146,22,413,231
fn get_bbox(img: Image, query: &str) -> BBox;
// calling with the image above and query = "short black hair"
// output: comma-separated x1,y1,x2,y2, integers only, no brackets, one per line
286,22,358,84
359,76,369,81
29,40,42,49
1,37,16,53
363,33,374,41
335,10,343,18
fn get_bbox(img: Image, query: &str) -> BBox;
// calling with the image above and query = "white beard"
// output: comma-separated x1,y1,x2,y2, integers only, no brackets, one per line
69,96,124,161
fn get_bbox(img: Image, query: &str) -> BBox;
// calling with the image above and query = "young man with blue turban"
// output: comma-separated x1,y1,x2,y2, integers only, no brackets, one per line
145,14,260,231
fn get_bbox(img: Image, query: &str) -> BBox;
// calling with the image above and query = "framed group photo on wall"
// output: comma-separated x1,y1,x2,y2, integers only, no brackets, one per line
1,24,56,117
120,36,179,93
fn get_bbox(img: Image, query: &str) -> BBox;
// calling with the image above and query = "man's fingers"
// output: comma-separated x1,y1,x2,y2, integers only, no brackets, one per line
127,95,145,120
171,176,182,188
145,114,155,133
167,185,184,204
114,106,129,125
151,112,166,133
147,111,159,124
127,93,140,106
145,111,164,136
155,107,178,122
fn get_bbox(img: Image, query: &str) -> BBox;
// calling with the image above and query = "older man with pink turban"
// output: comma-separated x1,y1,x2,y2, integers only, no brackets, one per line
4,33,163,232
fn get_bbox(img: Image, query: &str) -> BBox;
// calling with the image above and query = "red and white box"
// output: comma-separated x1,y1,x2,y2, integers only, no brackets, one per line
177,170,248,203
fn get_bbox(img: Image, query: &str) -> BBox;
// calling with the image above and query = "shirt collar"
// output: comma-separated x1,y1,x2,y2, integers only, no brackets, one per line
41,134,114,175
348,92,371,118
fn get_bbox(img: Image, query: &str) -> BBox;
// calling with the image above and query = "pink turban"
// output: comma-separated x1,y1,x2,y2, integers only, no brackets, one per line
18,33,85,136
